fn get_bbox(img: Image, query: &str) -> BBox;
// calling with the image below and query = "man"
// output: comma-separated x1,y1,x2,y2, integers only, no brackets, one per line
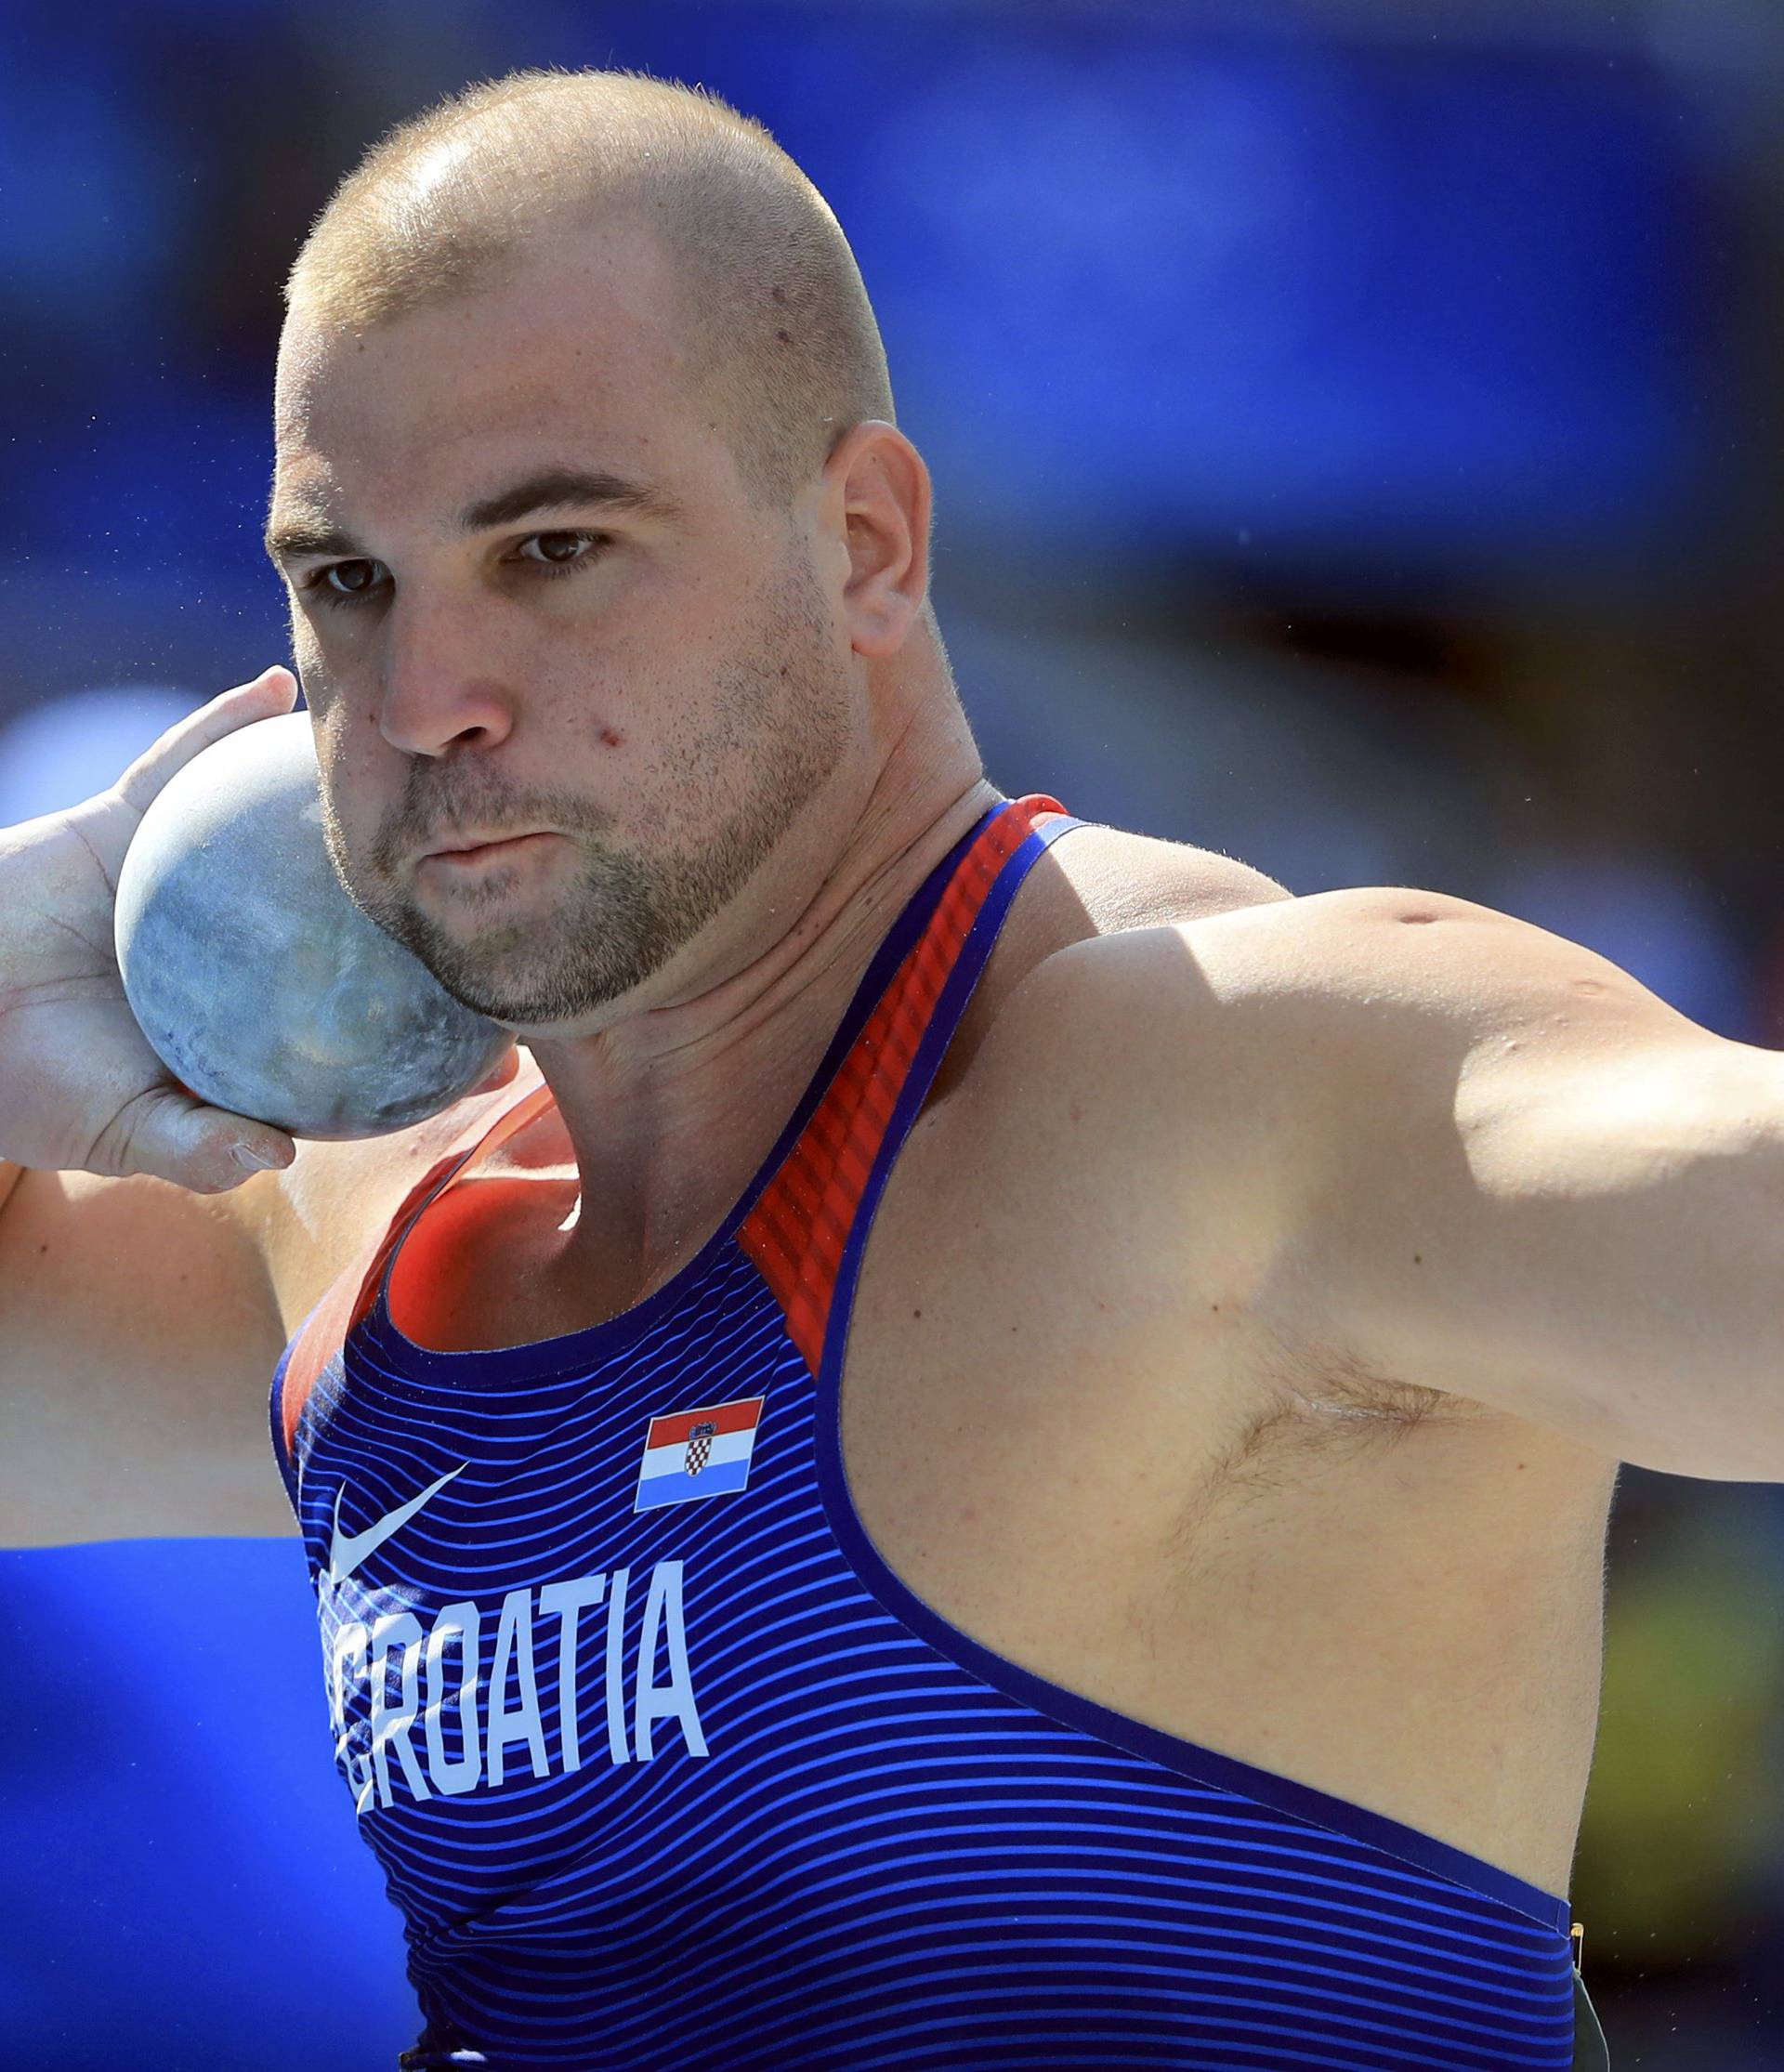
14,62,1755,2068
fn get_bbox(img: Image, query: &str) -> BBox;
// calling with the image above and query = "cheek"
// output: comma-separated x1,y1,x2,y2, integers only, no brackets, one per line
287,606,326,676
312,741,382,868
288,603,379,715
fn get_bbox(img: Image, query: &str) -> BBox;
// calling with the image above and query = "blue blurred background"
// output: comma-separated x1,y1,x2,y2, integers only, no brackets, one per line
5,0,1784,2064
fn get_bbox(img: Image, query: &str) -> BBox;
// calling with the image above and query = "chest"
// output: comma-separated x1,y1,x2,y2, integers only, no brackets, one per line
379,940,1251,1682
826,1125,1610,1908
383,1074,1263,1726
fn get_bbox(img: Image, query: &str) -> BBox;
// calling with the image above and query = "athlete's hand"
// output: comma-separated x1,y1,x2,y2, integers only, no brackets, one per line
0,666,311,1194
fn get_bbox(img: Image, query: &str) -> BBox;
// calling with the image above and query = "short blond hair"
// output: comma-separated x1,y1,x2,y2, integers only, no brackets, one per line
283,67,897,507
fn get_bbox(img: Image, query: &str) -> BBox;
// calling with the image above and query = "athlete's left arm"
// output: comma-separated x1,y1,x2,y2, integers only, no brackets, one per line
1170,885,1784,1481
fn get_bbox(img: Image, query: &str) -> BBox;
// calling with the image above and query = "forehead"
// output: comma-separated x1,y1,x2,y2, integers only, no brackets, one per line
273,222,727,519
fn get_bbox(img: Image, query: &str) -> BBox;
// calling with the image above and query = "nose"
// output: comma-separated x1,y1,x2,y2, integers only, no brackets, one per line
375,584,518,757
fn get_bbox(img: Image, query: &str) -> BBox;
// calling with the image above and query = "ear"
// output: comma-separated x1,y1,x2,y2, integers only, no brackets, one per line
824,421,931,660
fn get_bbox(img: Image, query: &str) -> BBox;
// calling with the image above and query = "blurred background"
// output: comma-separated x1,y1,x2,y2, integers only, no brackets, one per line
4,0,1783,2063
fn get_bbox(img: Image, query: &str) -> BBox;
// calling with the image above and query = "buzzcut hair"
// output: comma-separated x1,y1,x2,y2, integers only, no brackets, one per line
282,67,898,509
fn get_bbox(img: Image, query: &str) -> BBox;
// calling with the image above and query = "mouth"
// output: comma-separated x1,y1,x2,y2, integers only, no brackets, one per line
421,832,559,874
426,829,546,856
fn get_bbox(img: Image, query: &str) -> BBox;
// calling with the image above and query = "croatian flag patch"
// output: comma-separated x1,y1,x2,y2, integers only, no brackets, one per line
634,1396,767,1514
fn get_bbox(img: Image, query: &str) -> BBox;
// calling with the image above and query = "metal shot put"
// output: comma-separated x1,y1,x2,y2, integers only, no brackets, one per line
114,710,510,1138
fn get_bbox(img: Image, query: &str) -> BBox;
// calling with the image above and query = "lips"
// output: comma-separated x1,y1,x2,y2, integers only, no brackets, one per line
426,831,542,857
420,832,560,877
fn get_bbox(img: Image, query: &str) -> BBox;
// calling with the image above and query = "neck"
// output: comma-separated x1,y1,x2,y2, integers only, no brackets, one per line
512,675,994,1295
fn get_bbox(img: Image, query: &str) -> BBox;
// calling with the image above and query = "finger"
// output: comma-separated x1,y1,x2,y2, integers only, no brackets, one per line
109,666,302,820
116,1086,297,1196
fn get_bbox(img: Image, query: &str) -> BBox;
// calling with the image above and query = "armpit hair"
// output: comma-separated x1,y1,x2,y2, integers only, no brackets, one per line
1249,1312,1494,1439
1161,1323,1490,1572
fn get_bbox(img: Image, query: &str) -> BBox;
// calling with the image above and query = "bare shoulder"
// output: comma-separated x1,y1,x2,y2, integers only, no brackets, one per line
1005,867,1689,1043
987,818,1305,1069
975,873,1593,1214
1043,817,1296,930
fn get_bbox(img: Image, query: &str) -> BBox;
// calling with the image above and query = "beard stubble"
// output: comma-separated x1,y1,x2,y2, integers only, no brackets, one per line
328,543,855,1029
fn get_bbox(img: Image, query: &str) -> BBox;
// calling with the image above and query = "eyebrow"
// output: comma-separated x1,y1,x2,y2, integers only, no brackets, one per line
264,465,686,566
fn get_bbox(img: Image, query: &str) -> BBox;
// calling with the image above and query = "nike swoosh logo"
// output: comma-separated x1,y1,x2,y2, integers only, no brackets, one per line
328,1463,464,1586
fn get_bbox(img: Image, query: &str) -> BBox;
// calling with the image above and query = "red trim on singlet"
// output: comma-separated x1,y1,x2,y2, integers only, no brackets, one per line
738,795,1065,1372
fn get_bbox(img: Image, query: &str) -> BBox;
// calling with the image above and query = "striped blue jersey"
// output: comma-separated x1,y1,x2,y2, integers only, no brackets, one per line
271,794,1580,2069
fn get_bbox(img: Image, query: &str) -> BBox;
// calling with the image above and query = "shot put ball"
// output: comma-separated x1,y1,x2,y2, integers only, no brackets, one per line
114,708,512,1138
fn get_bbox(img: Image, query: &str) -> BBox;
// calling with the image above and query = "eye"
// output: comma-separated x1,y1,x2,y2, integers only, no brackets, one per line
514,530,608,571
310,558,387,604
